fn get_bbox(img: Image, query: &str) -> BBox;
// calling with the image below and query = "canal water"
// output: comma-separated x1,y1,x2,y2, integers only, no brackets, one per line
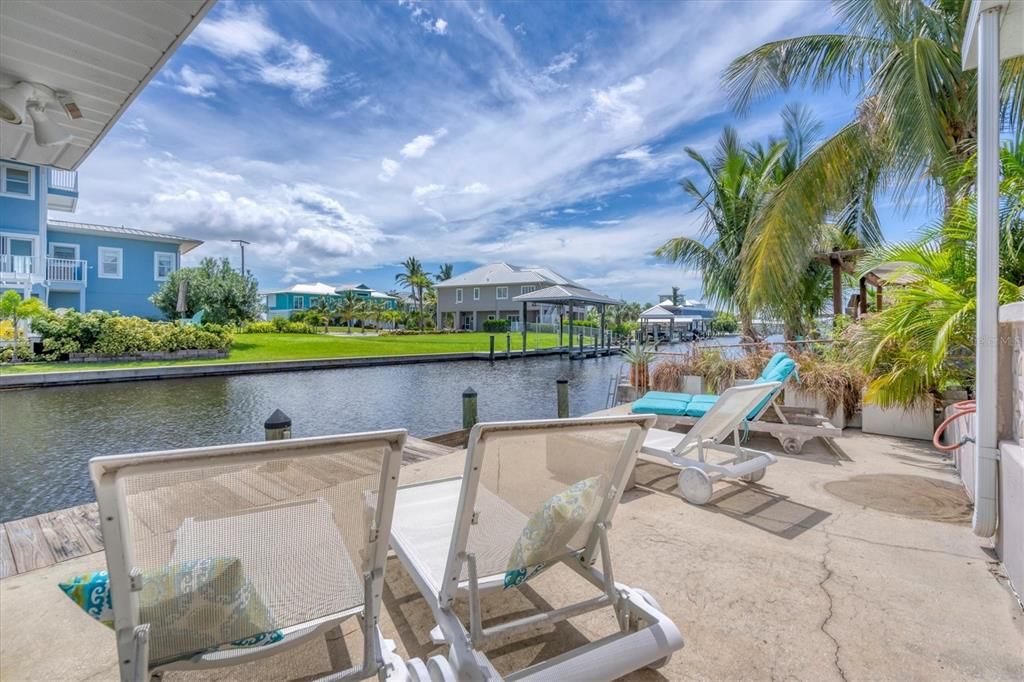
0,336,750,522
0,354,627,521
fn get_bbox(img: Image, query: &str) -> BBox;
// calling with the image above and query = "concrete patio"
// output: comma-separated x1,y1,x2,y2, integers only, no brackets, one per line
1,428,1021,681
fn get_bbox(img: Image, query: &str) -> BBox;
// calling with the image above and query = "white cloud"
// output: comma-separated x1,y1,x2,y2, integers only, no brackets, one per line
544,51,577,76
124,118,149,133
586,76,647,132
425,18,448,35
616,145,653,164
171,65,218,98
189,5,329,99
378,157,401,181
461,182,489,194
412,183,445,199
400,127,448,159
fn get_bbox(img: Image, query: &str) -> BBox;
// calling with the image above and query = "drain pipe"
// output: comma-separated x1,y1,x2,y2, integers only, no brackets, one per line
972,4,1001,538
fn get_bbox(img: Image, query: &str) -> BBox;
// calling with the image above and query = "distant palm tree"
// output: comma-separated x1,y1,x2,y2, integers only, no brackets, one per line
395,257,432,332
337,292,361,334
436,263,454,281
723,0,1024,312
311,297,337,333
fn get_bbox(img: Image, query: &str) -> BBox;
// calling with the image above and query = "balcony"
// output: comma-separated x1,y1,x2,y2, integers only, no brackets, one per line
46,168,79,212
0,255,87,286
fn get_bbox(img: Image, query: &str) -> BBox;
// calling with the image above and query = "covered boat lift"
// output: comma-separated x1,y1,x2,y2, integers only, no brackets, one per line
513,284,622,357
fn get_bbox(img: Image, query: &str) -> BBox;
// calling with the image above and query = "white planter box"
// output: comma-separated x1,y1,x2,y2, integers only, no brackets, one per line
861,402,936,441
784,387,846,430
681,375,705,394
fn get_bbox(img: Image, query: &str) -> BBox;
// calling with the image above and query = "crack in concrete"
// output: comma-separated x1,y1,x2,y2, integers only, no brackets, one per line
818,517,849,682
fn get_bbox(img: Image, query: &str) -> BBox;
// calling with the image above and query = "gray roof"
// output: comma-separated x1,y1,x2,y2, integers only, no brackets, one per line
48,219,202,254
434,262,579,288
513,284,621,306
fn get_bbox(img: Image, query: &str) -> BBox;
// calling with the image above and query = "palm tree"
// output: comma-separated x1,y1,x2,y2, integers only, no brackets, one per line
852,139,1024,407
436,263,454,281
656,126,785,340
724,0,1024,311
337,292,361,334
310,296,337,333
395,257,432,333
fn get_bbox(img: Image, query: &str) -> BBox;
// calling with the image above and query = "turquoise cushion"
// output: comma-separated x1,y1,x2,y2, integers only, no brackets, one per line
763,357,797,383
632,397,692,416
642,391,692,403
760,352,790,380
59,559,284,664
685,402,713,417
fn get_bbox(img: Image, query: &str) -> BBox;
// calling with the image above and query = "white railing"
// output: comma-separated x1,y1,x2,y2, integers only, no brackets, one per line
46,257,86,283
0,255,87,284
47,168,78,192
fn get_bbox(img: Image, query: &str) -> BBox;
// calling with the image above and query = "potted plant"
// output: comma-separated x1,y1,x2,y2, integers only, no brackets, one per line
621,342,656,393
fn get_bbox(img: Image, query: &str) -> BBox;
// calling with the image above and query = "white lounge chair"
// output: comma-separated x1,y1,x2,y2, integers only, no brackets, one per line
90,431,450,682
389,415,684,681
638,382,782,504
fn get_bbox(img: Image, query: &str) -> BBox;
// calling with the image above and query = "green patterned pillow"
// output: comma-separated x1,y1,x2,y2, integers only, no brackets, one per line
504,476,603,589
59,558,283,663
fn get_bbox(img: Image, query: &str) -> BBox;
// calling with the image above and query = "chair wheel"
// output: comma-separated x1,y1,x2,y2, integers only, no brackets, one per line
406,657,430,682
632,589,673,669
678,467,713,505
741,468,766,483
426,655,456,682
782,437,803,454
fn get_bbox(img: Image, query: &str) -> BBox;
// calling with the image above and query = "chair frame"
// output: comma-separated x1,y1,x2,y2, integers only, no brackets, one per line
90,431,407,682
638,383,782,504
389,415,684,681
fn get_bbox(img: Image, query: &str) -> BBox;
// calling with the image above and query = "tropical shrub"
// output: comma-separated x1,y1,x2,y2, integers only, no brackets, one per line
150,257,261,324
482,319,510,333
29,310,231,360
241,320,317,334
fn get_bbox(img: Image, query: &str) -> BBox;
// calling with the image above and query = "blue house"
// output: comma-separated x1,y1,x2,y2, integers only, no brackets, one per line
0,161,201,318
263,282,399,319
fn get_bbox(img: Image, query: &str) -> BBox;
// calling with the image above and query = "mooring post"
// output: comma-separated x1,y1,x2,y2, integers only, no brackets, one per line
489,335,495,362
578,332,584,357
462,387,478,429
264,408,292,441
505,332,511,358
556,378,569,418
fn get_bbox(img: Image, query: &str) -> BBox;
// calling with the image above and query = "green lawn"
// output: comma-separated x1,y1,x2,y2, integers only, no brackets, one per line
0,332,565,375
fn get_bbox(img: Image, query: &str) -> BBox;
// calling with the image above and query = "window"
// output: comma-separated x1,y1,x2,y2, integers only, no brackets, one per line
456,288,463,304
153,251,176,281
496,286,508,300
521,285,536,295
309,296,320,306
294,295,305,309
0,163,34,199
473,287,480,301
50,243,79,260
97,247,122,279
487,315,495,321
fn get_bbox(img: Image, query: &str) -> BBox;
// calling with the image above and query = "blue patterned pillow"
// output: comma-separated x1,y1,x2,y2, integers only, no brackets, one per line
59,558,283,663
504,476,603,589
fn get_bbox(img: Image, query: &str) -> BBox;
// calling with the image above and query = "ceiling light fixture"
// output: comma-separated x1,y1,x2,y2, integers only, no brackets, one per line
0,80,77,147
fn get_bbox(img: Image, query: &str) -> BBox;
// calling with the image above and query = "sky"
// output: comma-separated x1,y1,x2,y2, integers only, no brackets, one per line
68,0,938,304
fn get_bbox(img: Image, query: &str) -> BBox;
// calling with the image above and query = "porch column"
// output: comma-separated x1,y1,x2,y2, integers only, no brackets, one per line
568,304,574,358
599,304,606,352
521,300,528,355
558,305,564,348
472,311,477,331
972,4,1001,538
858,276,868,318
831,256,842,325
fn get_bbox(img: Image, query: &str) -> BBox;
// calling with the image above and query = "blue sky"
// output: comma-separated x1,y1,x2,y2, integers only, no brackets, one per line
69,0,938,304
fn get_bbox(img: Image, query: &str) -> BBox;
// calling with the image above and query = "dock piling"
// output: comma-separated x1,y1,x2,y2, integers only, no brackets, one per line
506,333,511,359
557,378,569,418
462,387,478,429
264,408,292,440
489,335,495,362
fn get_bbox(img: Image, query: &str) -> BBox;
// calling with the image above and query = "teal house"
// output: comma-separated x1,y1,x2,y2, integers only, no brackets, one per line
263,282,399,319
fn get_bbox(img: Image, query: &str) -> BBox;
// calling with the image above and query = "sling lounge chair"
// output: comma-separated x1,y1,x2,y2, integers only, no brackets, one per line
90,431,449,682
389,415,684,681
638,382,781,504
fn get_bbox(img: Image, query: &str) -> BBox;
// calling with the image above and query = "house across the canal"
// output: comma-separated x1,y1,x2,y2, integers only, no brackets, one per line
262,282,399,318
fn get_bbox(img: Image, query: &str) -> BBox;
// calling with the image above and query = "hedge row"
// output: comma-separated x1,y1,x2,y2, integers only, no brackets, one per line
240,319,318,334
30,310,232,360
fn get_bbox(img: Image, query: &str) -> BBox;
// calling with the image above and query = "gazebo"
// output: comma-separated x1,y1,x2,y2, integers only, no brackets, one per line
512,284,622,354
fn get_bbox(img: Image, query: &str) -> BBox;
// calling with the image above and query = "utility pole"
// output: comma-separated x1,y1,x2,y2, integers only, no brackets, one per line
231,239,251,274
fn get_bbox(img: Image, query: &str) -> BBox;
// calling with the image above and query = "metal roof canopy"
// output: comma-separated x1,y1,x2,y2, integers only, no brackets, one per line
962,0,1024,69
0,0,215,170
48,218,202,253
512,284,622,306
